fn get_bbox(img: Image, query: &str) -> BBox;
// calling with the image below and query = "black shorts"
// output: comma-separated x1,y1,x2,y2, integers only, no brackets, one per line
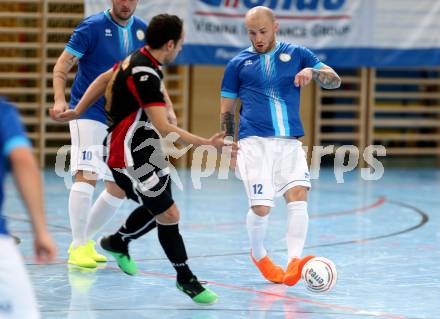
110,167,174,216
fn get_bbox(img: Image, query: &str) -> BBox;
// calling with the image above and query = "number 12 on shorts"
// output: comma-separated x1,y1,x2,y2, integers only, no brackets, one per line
252,184,263,195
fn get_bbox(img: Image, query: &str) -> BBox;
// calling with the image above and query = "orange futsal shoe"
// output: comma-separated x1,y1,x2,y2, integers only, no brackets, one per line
251,253,285,284
283,255,315,286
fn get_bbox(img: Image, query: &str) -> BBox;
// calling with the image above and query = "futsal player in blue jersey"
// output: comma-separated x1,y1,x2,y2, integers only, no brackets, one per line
0,98,57,318
51,0,177,268
220,6,341,286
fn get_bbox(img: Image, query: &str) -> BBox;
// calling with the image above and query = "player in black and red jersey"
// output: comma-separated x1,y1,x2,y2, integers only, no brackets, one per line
53,14,237,305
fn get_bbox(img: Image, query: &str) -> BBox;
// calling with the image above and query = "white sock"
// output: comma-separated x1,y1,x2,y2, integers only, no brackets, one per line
85,190,124,240
69,182,95,248
247,209,269,261
286,201,309,263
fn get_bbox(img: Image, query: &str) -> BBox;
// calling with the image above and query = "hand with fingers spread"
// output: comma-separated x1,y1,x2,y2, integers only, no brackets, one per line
294,68,313,87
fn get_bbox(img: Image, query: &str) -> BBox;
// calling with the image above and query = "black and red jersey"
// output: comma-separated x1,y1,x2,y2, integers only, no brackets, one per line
104,47,167,169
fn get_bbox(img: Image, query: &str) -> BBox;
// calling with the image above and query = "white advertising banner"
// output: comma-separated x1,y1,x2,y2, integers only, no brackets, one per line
85,0,440,67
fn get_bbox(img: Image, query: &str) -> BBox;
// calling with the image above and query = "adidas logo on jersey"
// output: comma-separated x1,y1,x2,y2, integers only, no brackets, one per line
105,29,112,37
140,75,149,82
244,60,253,66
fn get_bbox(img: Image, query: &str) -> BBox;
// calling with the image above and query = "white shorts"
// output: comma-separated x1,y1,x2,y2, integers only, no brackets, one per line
237,137,311,208
0,236,39,319
69,119,114,181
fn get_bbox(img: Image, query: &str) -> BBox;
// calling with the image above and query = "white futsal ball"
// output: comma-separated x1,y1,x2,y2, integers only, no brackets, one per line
301,257,337,293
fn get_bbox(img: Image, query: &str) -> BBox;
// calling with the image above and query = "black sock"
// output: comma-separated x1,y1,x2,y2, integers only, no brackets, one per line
157,223,194,282
111,206,157,251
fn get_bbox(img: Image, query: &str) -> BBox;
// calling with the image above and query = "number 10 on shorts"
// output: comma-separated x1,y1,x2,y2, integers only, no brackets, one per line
82,151,92,161
252,184,263,195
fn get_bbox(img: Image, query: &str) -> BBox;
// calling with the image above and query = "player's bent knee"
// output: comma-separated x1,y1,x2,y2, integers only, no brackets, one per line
284,186,308,202
156,204,180,224
251,205,271,216
75,170,98,186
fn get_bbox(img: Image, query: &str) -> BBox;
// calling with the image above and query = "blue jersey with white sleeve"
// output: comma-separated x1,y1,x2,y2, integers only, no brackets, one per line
0,98,32,235
66,10,147,124
221,42,323,140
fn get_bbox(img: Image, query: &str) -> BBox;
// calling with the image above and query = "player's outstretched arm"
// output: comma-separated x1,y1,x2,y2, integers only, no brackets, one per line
9,147,57,263
145,106,235,150
50,67,114,122
52,51,79,116
311,65,341,89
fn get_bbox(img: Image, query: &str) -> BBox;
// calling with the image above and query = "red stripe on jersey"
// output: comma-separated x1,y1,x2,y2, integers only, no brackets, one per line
112,62,120,71
142,102,166,108
107,110,139,168
140,48,160,68
127,76,143,107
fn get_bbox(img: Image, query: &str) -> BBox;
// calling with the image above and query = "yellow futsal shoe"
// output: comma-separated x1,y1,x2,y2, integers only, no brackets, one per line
85,240,107,262
68,244,97,268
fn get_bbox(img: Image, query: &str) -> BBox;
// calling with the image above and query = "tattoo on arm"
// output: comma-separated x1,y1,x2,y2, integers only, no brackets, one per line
221,112,235,137
66,56,79,67
311,69,341,89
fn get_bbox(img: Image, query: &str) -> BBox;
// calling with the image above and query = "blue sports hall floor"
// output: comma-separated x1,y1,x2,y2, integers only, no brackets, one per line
3,167,440,319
